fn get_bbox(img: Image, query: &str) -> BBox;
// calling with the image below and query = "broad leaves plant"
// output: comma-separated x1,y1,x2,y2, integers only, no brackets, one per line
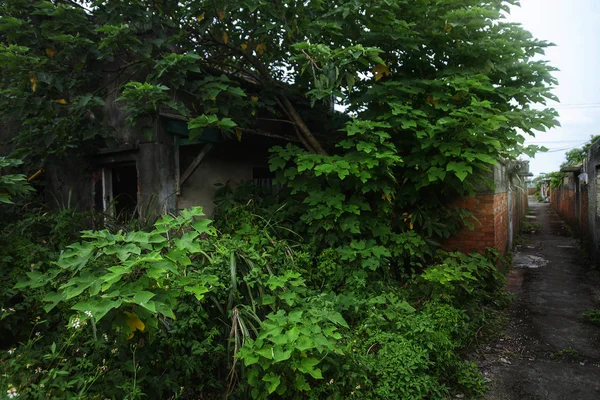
18,207,220,337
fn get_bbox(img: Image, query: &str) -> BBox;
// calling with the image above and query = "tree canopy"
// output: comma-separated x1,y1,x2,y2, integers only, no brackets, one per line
1,0,557,163
560,135,600,169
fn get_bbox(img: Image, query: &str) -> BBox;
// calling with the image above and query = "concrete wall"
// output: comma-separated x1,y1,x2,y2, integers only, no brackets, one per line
586,140,600,260
177,141,269,216
444,161,529,256
549,140,600,261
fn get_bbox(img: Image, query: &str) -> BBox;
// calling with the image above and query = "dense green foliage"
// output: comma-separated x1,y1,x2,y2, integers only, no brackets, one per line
582,309,600,327
2,201,509,399
1,0,556,169
0,156,33,203
1,0,557,398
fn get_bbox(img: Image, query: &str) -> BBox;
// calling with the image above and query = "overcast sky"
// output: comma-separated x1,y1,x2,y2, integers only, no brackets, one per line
506,0,600,176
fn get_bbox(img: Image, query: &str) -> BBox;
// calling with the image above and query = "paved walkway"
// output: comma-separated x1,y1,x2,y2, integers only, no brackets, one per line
480,199,600,400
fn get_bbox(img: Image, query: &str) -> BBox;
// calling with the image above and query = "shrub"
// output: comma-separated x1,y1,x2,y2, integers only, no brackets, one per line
8,207,347,398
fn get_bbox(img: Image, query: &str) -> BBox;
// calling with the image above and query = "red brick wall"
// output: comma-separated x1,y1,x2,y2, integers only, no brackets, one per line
553,188,576,227
551,185,590,239
444,192,509,255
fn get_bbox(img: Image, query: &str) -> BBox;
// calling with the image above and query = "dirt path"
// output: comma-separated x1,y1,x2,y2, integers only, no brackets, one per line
479,199,600,400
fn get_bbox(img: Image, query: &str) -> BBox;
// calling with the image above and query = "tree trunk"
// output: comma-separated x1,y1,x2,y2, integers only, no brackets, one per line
278,95,328,156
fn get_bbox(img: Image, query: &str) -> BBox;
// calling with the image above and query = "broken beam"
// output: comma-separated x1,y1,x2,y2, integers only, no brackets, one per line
178,143,214,193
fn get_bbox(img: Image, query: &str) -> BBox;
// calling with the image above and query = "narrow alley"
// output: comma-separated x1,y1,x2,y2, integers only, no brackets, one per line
482,199,600,399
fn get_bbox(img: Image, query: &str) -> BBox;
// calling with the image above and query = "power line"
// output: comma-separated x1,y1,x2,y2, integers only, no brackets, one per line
542,143,588,153
531,102,600,110
527,140,591,144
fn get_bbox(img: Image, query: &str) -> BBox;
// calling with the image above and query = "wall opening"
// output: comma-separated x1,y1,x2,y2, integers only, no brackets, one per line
112,164,138,219
93,163,138,219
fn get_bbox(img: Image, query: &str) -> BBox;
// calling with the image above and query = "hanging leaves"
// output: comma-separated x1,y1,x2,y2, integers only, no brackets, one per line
29,76,37,92
217,10,226,21
372,64,390,81
45,48,56,58
125,312,145,339
222,31,229,44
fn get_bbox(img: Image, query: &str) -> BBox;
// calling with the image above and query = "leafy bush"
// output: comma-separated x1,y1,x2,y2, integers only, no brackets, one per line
7,207,348,398
0,156,33,204
0,207,94,345
2,200,508,399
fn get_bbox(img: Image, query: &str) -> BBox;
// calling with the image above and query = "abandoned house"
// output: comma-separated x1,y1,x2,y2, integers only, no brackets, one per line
38,70,334,221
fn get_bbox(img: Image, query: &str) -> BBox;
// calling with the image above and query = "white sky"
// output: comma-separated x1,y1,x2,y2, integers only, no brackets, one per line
507,0,600,176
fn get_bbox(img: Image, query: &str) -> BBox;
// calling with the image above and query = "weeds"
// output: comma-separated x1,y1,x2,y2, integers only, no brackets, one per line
582,309,600,326
550,347,579,360
521,222,542,234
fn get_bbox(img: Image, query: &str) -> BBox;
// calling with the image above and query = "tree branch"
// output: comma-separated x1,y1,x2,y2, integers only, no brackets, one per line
186,26,328,155
278,95,328,155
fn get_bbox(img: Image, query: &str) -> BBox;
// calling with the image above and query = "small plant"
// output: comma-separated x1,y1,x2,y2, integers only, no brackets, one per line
583,309,600,326
551,347,579,360
521,222,541,233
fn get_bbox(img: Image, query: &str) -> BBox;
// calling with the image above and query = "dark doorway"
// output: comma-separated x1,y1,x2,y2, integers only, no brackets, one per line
112,164,138,219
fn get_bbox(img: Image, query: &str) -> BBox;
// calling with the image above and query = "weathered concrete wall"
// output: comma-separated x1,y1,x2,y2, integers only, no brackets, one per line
177,140,271,216
444,161,529,256
136,122,178,218
582,185,589,238
587,140,600,260
493,191,509,252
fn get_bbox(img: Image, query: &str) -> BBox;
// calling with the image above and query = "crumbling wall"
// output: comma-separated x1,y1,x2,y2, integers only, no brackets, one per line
177,139,272,216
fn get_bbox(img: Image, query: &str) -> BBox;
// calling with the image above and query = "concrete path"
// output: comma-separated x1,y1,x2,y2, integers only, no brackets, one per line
479,199,600,400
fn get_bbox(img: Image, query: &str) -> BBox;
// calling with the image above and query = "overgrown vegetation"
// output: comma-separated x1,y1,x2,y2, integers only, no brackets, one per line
1,0,557,398
582,309,600,327
2,199,511,399
520,222,542,234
